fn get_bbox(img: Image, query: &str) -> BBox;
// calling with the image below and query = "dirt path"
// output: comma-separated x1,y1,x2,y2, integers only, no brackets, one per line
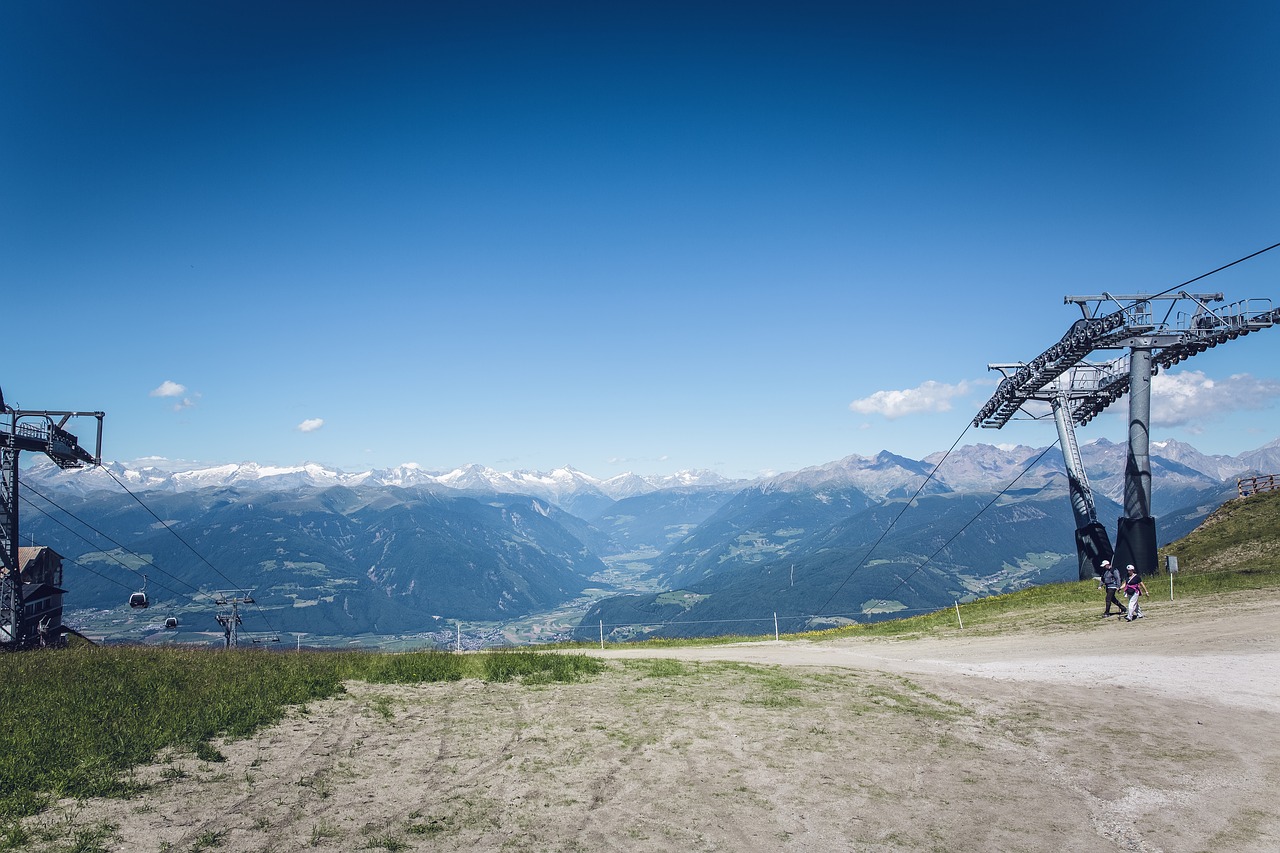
25,589,1280,852
593,591,1280,713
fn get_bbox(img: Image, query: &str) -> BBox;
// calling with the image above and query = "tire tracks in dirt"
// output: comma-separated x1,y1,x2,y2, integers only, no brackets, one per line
163,689,366,850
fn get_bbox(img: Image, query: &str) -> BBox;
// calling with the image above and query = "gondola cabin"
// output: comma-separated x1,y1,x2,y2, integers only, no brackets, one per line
129,575,149,609
164,616,178,629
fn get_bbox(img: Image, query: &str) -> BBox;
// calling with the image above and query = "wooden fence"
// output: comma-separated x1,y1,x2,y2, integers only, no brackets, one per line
1238,474,1278,498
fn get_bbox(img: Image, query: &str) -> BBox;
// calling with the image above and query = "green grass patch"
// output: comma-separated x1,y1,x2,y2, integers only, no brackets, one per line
702,662,806,708
1159,490,1280,573
0,646,604,822
192,828,227,850
404,817,450,837
193,741,226,763
633,658,690,678
481,649,605,684
360,650,468,684
364,694,396,720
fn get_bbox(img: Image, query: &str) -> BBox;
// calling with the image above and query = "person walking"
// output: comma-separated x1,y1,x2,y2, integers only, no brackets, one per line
1100,560,1124,616
1123,565,1148,622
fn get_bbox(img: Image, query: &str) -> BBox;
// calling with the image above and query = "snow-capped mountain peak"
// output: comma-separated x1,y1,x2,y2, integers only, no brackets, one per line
20,435,1280,510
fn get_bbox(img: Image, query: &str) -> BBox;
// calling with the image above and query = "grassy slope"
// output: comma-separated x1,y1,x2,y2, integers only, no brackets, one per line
1157,488,1280,573
0,649,601,834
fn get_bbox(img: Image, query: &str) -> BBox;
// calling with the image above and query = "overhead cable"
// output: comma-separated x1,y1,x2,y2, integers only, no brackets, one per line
884,439,1062,598
20,481,204,600
19,485,189,602
100,466,282,639
806,422,972,623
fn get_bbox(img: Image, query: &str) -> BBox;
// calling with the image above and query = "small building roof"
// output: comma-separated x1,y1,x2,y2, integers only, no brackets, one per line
18,545,64,572
22,582,67,601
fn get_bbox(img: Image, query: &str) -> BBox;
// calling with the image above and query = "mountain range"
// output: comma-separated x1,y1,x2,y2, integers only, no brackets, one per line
33,459,734,504
19,436,1279,644
29,435,1280,511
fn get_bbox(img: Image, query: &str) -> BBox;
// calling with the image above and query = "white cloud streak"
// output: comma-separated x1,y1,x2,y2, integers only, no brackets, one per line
297,418,325,433
1149,371,1280,427
849,380,973,419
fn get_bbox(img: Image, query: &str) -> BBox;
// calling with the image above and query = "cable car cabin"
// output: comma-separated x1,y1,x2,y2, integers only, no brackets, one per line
129,574,150,609
164,616,178,629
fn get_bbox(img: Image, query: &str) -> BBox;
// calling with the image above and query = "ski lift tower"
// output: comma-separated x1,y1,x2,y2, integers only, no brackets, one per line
975,292,1278,580
985,358,1131,579
213,589,268,648
0,386,104,648
214,591,246,648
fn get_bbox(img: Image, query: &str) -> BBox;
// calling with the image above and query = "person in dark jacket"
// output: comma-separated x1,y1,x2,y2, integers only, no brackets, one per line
1100,560,1124,616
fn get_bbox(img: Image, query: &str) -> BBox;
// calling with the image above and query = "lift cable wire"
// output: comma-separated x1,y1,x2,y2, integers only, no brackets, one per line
63,556,136,592
17,506,182,604
99,466,283,639
885,438,1063,599
805,422,973,624
19,496,194,643
1151,240,1280,298
19,481,205,602
638,420,970,636
618,436,1063,640
19,486,190,603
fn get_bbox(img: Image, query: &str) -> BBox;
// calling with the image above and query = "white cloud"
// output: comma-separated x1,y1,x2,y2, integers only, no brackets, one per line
150,380,186,398
849,380,972,419
1149,371,1280,427
297,418,325,433
608,454,672,465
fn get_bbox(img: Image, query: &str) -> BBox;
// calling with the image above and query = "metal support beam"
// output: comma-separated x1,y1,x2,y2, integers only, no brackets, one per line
1124,345,1153,521
1052,393,1096,530
1115,345,1158,576
0,398,103,648
0,446,18,644
1051,393,1113,579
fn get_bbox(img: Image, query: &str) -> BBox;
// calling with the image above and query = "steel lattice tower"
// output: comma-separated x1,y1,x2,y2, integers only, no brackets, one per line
0,387,103,648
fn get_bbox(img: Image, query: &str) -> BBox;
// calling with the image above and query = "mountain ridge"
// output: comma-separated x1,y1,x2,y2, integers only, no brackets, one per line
26,435,1280,508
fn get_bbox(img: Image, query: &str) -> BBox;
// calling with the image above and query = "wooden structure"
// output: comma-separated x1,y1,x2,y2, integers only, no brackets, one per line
1238,474,1278,498
12,546,66,647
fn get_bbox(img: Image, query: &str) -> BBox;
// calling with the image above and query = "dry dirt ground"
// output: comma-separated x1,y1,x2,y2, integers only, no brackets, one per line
27,587,1280,853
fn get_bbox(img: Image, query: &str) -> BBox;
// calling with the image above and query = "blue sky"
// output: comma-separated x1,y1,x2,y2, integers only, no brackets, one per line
4,1,1279,478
